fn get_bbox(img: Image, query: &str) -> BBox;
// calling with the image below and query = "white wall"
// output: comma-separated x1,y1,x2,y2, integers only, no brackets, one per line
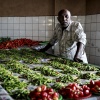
0,17,54,41
85,14,100,66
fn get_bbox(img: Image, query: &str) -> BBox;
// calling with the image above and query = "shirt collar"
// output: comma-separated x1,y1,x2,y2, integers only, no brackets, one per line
64,21,73,31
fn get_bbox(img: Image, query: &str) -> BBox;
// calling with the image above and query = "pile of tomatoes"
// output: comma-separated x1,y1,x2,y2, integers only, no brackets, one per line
88,80,100,93
29,85,59,100
0,38,40,49
58,83,91,99
29,81,100,100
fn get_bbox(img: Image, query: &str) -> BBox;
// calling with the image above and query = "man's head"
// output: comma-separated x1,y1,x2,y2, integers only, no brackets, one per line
57,9,71,28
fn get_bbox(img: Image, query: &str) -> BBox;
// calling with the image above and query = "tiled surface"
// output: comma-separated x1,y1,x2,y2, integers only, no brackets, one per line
96,40,100,48
89,55,95,64
91,32,96,39
97,14,100,22
91,23,96,31
71,16,78,21
85,24,91,31
96,31,100,39
91,15,97,22
77,16,85,23
95,56,100,65
96,47,100,56
90,47,96,55
86,32,91,39
39,24,46,30
85,46,90,55
97,23,100,31
90,39,96,47
86,39,91,47
85,15,91,23
0,16,54,41
85,14,100,65
0,15,100,65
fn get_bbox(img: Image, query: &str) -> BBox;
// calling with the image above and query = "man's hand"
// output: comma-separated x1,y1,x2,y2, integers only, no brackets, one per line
39,43,53,52
74,57,83,62
39,48,46,52
74,42,84,63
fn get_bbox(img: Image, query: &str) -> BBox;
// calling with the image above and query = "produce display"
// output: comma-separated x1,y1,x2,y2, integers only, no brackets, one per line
87,80,100,93
0,38,40,49
0,37,11,43
0,48,100,100
29,85,61,100
58,83,92,99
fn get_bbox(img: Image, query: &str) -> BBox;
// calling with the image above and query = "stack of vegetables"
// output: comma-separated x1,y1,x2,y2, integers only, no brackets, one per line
0,48,100,100
0,38,40,49
0,37,11,43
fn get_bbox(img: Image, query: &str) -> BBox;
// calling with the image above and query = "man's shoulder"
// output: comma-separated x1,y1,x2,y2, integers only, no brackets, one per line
55,23,62,29
56,23,61,26
71,21,82,28
71,21,80,25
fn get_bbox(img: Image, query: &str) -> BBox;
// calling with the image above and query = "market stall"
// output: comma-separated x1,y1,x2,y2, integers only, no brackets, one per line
0,39,100,100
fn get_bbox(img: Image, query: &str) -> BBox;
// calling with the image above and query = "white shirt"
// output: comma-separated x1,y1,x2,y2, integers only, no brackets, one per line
49,21,88,63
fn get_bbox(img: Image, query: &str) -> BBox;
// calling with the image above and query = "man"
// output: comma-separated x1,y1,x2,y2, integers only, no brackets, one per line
40,9,88,63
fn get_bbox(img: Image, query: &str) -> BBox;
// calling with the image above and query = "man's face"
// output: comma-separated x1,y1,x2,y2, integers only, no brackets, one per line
58,10,71,28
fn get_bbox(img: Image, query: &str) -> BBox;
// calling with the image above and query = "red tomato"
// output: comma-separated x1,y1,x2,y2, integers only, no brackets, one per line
90,80,95,87
41,97,47,100
79,87,83,91
66,88,73,94
31,97,36,100
52,92,59,98
36,86,42,92
95,80,100,87
82,85,90,90
83,89,90,96
29,91,35,97
35,91,41,97
72,83,79,87
67,83,73,88
41,85,47,91
47,98,52,100
47,88,54,92
41,91,48,98
68,93,74,98
59,91,66,96
52,96,59,100
47,88,54,95
82,85,87,89
71,85,77,91
47,94,51,99
37,99,42,100
79,91,84,97
73,94,79,98
91,87,98,93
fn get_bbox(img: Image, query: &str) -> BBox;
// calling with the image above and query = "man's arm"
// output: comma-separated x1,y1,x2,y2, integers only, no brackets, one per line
73,22,87,62
39,25,59,52
39,43,53,52
74,42,84,62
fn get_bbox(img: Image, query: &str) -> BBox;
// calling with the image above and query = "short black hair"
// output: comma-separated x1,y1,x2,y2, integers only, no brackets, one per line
58,9,65,16
58,9,71,17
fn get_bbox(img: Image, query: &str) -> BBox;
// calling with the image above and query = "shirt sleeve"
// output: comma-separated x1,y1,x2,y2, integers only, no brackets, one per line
75,22,87,45
49,24,59,45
